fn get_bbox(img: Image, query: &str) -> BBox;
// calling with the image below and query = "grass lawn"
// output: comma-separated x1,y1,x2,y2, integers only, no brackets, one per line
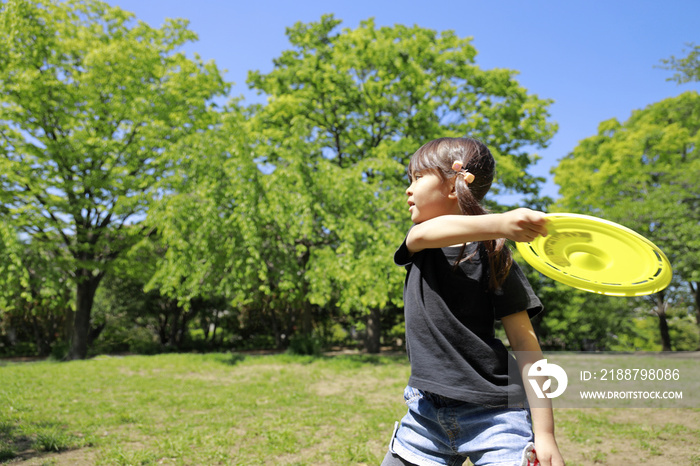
1,352,698,465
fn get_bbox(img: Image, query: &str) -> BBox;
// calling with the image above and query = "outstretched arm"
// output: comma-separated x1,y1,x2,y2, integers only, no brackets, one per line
503,311,565,466
406,208,548,254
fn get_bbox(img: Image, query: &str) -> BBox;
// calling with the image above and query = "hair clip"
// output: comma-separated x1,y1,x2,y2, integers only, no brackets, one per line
451,160,475,184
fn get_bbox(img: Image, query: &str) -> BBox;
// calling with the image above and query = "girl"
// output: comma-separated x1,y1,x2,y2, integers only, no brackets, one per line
382,137,565,466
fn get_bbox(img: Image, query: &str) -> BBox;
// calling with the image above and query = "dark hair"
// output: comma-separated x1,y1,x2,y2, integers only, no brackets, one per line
408,137,513,290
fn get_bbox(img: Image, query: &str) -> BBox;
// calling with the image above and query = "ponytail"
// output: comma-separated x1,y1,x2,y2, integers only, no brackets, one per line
453,176,513,291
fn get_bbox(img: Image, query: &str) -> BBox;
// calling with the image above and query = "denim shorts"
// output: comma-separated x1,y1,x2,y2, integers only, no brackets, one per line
388,386,536,466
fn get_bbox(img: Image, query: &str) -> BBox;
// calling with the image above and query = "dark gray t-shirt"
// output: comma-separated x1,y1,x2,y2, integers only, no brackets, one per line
394,238,542,407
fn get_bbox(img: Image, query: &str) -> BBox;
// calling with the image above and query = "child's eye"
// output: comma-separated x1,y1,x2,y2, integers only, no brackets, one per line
407,172,423,185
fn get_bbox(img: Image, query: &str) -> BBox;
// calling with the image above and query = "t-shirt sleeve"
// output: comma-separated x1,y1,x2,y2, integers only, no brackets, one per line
492,260,543,320
394,228,416,267
394,238,413,267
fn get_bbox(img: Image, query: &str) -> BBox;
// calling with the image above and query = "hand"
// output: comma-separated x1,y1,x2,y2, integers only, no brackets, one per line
534,434,565,466
500,208,548,243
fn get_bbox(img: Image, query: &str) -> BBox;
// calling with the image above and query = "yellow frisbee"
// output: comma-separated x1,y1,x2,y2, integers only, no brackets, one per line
516,213,672,296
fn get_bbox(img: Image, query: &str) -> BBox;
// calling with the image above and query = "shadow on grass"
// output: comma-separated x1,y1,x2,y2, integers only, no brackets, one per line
220,351,408,366
326,352,407,365
208,352,249,366
218,350,407,368
226,352,247,366
0,419,83,464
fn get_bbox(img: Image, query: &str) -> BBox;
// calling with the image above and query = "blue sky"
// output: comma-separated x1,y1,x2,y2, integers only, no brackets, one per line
106,0,700,202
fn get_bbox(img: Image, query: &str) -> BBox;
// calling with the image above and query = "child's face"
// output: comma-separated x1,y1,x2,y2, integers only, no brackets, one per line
405,170,459,223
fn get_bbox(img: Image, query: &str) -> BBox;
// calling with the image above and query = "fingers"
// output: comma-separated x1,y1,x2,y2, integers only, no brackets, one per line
512,209,548,242
527,217,549,239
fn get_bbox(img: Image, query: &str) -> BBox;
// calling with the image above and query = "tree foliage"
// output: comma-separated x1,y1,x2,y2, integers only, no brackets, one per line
0,0,228,358
659,42,700,85
141,16,559,353
14,8,674,356
552,91,700,348
248,15,557,194
0,223,72,356
240,16,557,351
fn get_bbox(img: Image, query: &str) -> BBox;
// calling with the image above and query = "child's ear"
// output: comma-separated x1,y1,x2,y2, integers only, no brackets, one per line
447,190,458,200
447,179,458,199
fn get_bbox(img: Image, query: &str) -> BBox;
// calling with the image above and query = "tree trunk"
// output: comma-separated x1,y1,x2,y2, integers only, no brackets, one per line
301,301,313,337
68,270,104,360
32,315,50,357
297,241,313,338
654,292,672,352
209,309,220,343
169,305,182,348
690,281,700,350
88,322,106,347
177,306,198,349
64,305,75,348
365,307,381,354
268,306,284,350
158,312,169,346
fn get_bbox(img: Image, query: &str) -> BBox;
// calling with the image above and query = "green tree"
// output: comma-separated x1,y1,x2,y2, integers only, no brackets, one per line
143,105,273,345
248,15,556,192
245,16,557,352
0,0,228,359
658,43,700,333
659,42,700,84
0,223,73,356
93,236,232,354
145,16,557,353
553,92,700,350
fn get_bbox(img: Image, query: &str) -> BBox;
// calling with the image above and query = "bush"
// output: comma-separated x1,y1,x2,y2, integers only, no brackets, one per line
49,340,70,361
669,316,700,351
287,334,323,356
90,323,160,356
